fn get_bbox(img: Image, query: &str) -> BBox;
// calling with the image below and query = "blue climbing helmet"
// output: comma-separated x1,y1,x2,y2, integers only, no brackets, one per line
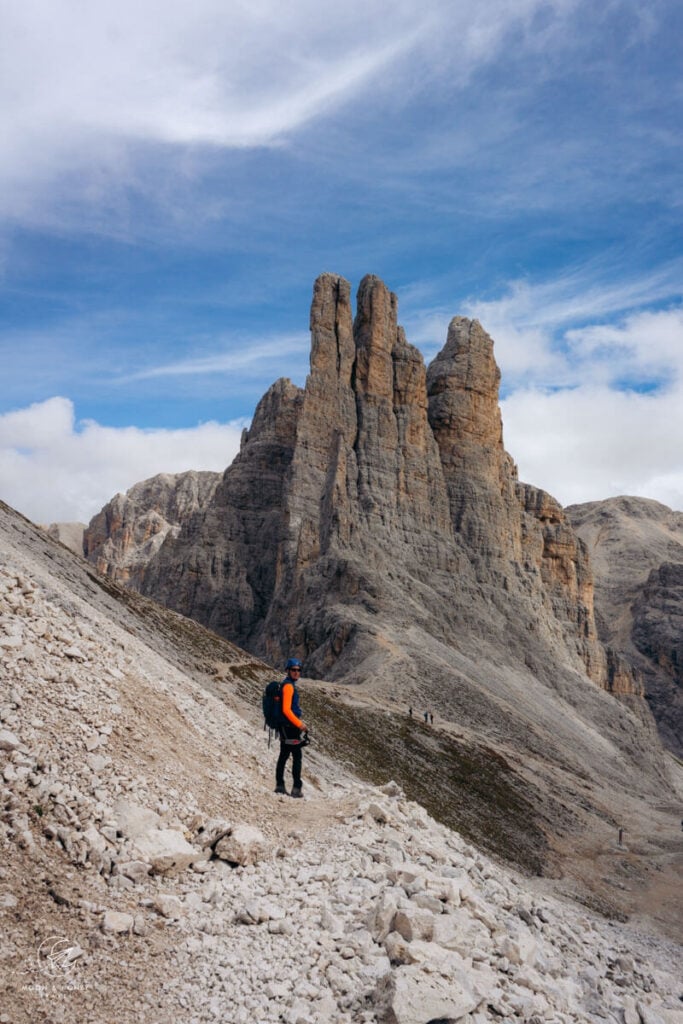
286,657,302,671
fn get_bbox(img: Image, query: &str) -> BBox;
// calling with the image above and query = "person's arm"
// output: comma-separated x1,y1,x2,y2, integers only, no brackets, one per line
281,682,305,729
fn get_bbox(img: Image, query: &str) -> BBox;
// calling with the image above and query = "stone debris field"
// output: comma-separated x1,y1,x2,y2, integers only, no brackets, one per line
1,533,682,1024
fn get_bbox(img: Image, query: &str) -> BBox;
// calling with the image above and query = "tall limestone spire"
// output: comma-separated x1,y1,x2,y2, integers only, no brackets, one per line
104,273,640,698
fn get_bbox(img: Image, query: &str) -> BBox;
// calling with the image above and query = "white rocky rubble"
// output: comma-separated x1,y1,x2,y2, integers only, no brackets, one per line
0,539,681,1023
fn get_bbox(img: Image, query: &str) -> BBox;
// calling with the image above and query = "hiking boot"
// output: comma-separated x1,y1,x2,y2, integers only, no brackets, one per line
275,783,286,795
290,787,303,798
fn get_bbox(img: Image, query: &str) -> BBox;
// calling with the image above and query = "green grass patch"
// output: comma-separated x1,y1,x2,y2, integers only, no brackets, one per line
303,689,549,875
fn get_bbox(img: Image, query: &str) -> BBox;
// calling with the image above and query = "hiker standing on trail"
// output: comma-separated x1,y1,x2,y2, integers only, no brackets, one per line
275,658,308,798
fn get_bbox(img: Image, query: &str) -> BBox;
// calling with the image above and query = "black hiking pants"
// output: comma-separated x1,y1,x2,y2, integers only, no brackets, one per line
276,730,302,790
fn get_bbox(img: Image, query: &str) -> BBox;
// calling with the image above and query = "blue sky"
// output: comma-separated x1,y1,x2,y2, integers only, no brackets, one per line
1,0,682,523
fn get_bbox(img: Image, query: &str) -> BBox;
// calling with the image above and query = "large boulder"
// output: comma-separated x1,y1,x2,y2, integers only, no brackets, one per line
214,824,267,866
132,829,198,874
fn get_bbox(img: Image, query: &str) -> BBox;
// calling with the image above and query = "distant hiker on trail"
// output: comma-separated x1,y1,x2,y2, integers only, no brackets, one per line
429,712,434,725
424,711,429,723
408,706,413,718
275,658,308,798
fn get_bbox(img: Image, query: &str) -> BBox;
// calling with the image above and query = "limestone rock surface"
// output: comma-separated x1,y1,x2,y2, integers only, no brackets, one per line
84,471,220,589
44,521,86,556
134,278,622,688
567,497,683,755
1,496,681,1024
116,276,662,798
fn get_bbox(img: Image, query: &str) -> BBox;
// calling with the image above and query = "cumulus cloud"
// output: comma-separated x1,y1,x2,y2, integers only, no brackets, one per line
564,307,683,386
495,302,683,511
461,264,683,389
0,398,245,525
501,384,683,510
404,272,683,512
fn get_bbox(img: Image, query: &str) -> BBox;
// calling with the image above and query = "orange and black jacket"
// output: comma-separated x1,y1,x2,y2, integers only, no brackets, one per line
281,677,303,731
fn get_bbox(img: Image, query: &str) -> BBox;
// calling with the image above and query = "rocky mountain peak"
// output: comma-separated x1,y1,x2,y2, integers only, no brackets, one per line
427,315,512,555
428,315,502,412
309,272,355,388
86,274,647,754
353,273,400,398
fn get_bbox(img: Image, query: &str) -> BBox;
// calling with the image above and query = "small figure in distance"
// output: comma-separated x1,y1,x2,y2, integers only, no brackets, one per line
275,658,308,798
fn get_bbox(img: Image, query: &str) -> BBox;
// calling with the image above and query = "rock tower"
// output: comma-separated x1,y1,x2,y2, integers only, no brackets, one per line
124,274,638,704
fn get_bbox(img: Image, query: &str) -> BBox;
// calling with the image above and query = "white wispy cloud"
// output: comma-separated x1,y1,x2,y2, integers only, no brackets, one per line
122,333,310,382
0,0,584,225
0,398,245,524
466,262,683,334
0,3,424,176
456,263,683,389
403,262,681,378
0,309,312,409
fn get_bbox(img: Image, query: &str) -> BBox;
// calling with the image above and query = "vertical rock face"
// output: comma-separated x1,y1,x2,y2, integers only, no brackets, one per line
141,379,303,644
632,562,683,746
568,497,683,754
254,274,461,672
124,275,642,724
427,316,512,559
424,314,620,692
84,472,220,589
80,273,672,790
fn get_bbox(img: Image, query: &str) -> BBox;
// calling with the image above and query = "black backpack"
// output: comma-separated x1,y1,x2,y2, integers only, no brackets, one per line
262,680,284,730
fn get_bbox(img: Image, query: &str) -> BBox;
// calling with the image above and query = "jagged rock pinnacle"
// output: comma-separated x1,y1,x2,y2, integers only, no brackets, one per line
87,275,642,707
